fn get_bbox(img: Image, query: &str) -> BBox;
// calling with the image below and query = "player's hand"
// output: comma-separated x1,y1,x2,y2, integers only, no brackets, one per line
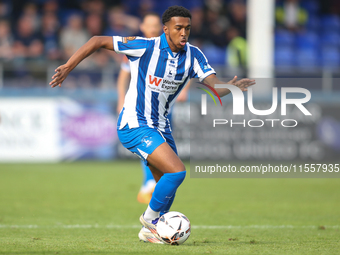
228,76,256,92
49,64,71,88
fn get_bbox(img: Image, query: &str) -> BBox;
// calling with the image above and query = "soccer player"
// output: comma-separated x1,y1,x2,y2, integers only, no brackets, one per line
116,12,189,205
50,6,255,243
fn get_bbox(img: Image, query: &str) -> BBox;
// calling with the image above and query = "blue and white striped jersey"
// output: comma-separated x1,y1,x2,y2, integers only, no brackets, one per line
114,33,216,132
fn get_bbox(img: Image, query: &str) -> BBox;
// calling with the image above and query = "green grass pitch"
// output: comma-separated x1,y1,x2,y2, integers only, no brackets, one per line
0,161,339,254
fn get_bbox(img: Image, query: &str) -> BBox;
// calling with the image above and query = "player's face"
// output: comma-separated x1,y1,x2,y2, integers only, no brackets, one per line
140,15,162,38
164,16,191,53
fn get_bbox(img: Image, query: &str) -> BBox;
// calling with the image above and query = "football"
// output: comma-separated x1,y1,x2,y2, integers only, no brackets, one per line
156,211,191,245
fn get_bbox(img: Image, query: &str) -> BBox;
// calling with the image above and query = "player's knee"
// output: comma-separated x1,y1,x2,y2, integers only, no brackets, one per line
174,163,186,173
164,171,186,185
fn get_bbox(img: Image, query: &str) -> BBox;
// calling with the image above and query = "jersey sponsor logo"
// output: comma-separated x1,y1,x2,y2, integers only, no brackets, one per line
123,36,136,43
147,78,181,94
149,75,163,86
163,79,182,86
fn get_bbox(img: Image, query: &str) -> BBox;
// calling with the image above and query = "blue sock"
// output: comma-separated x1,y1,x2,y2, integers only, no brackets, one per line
141,161,155,187
149,171,186,212
160,193,175,216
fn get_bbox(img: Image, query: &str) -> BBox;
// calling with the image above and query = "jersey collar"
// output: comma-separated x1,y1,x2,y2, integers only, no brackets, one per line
160,33,187,56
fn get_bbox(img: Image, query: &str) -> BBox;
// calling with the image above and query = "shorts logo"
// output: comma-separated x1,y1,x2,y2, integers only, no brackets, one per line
149,75,162,86
142,137,152,147
123,36,136,43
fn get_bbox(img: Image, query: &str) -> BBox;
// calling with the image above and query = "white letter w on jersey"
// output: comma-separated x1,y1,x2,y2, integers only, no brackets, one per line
149,75,162,86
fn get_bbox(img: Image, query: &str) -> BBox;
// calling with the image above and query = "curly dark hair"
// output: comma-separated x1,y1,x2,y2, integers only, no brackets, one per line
161,6,192,24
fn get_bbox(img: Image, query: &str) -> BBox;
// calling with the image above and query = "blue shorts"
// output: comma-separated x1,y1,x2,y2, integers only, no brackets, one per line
117,124,177,164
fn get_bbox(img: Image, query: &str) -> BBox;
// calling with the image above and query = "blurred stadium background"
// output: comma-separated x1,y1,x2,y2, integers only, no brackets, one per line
1,1,340,253
0,0,340,162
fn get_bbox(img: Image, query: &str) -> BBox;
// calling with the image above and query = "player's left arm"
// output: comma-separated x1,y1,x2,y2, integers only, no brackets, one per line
176,80,190,102
203,74,256,97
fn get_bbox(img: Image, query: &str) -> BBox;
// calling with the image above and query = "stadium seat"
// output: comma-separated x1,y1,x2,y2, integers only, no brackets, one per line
59,9,85,26
321,47,340,69
275,30,295,47
274,46,295,67
295,31,319,49
321,15,340,32
301,0,319,15
201,45,226,65
305,15,320,31
321,32,340,47
295,48,320,71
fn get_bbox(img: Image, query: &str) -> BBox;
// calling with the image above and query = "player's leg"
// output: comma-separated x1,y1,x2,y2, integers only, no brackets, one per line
154,130,178,217
138,111,174,204
117,125,184,242
138,164,166,243
147,164,175,216
148,164,163,182
137,162,156,204
142,142,186,222
156,108,176,216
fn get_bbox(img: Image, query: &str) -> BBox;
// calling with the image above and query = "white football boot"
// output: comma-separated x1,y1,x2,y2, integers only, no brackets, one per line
138,227,164,244
139,214,164,244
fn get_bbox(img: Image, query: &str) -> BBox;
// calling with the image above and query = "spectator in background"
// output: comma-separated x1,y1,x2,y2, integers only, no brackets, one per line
320,0,340,15
81,0,105,16
276,0,308,31
0,1,11,19
85,13,112,67
0,19,13,60
228,0,246,38
41,12,60,60
137,0,155,19
202,0,230,47
12,15,44,61
86,13,104,36
21,3,40,32
104,6,140,37
60,13,90,61
42,0,59,14
226,26,247,69
188,6,206,48
205,7,229,47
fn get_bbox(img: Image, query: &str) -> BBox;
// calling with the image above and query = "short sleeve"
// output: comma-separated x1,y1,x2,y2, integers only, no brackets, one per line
190,46,216,82
113,36,148,58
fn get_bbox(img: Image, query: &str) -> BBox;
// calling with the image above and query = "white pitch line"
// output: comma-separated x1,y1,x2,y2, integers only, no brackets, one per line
0,225,339,229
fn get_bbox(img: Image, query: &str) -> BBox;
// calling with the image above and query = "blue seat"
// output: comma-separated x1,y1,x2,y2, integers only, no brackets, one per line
202,45,226,65
275,30,295,47
321,47,340,69
295,31,319,49
59,9,84,27
301,0,319,14
295,48,319,70
275,46,295,67
321,15,340,32
305,15,320,31
321,32,340,47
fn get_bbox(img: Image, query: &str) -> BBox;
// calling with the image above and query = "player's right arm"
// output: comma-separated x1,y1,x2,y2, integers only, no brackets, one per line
50,36,114,88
